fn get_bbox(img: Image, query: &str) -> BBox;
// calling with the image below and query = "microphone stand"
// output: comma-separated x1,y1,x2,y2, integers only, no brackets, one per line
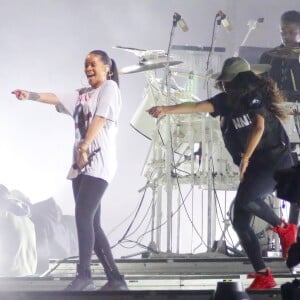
161,14,180,253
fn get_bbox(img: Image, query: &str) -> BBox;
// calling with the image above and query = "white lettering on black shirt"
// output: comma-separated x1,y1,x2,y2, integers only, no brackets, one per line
232,114,252,129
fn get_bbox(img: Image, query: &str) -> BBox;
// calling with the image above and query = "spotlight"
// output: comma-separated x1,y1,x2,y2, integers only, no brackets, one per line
213,281,251,300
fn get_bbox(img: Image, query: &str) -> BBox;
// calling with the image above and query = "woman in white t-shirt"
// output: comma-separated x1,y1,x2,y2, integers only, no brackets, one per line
12,50,127,291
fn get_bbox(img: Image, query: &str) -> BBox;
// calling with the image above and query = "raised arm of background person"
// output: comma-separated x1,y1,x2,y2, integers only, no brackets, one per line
240,113,265,180
147,100,214,118
11,89,60,105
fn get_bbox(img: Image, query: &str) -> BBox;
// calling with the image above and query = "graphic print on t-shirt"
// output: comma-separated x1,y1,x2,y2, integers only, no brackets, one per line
232,114,252,129
74,93,92,139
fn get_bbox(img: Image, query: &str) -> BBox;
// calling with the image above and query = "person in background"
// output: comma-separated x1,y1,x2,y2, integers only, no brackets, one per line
260,10,300,227
260,10,300,100
147,57,297,290
12,50,127,291
0,185,37,276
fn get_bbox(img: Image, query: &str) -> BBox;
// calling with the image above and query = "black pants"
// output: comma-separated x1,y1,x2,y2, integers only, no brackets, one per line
232,152,293,271
72,174,121,280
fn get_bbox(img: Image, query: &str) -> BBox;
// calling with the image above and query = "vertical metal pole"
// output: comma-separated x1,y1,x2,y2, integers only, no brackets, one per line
206,118,216,250
165,115,173,252
176,190,181,254
156,185,162,252
150,186,156,244
164,17,178,253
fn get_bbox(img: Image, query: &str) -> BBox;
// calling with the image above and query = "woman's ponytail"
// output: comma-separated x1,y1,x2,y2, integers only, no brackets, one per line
109,58,119,86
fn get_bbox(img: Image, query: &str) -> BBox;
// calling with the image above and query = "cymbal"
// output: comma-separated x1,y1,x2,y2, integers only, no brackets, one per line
119,60,183,74
113,45,147,56
268,47,300,59
171,70,207,80
113,45,166,58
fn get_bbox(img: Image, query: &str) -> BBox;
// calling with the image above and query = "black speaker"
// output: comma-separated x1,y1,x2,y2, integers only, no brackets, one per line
281,279,300,300
213,281,251,300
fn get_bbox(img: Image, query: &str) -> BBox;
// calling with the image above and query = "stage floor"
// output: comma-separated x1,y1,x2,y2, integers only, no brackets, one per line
0,255,298,299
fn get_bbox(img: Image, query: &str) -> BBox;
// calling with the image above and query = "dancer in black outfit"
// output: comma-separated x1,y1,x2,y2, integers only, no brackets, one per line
147,57,297,290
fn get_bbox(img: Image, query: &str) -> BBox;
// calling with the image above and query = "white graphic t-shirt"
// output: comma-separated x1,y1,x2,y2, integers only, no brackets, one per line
55,80,121,183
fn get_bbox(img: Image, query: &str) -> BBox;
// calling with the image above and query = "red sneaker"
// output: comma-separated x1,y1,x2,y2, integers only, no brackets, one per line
247,267,271,278
271,222,297,259
246,269,276,290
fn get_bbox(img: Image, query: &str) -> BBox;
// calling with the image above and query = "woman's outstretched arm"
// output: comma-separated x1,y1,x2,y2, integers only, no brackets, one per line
147,100,214,118
12,89,60,105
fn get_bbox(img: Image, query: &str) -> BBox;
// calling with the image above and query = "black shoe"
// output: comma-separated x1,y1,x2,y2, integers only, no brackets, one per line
100,276,128,291
64,264,95,291
64,275,95,291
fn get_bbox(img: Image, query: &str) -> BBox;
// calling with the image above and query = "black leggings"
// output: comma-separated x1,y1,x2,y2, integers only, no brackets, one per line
72,174,121,280
232,152,293,271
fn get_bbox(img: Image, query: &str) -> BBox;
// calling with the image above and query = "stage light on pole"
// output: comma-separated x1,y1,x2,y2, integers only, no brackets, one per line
213,281,251,300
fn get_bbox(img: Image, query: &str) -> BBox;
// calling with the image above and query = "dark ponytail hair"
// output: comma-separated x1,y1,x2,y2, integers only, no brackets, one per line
219,71,287,120
89,50,119,86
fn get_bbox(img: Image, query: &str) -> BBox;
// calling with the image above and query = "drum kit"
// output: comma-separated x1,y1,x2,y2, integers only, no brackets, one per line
115,44,238,254
267,46,300,145
115,43,300,255
116,44,238,190
267,46,300,61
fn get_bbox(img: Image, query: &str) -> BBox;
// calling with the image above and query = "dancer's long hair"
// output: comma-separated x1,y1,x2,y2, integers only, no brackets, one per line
216,71,286,119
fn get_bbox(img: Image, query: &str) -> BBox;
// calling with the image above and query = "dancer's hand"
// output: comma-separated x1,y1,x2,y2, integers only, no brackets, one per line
12,89,30,100
76,142,89,170
147,106,167,118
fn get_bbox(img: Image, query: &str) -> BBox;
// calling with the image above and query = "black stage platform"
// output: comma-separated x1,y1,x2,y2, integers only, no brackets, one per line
0,289,287,300
0,256,298,299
